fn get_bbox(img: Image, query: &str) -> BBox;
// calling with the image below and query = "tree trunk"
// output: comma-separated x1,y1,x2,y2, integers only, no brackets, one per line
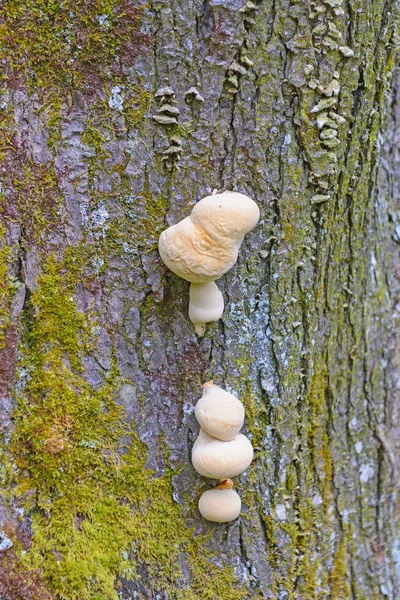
0,0,399,598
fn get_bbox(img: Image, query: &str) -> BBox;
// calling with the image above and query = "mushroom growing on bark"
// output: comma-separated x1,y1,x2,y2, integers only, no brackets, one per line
158,191,259,335
191,429,254,479
189,282,224,337
198,479,241,523
194,380,244,441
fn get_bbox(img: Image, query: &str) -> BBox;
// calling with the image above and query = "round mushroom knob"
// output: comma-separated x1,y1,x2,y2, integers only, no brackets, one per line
189,282,224,337
158,191,260,283
192,429,253,479
194,381,244,441
198,484,241,523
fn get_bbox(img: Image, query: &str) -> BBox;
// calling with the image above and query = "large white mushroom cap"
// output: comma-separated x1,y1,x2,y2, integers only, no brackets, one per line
158,191,260,283
194,381,244,441
192,429,253,479
198,488,241,523
191,191,260,241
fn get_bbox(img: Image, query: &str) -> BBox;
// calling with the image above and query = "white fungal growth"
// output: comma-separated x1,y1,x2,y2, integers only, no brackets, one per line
323,0,343,6
192,429,253,479
198,481,241,523
311,194,331,204
159,191,259,283
194,381,244,440
185,87,204,103
157,104,180,115
312,23,327,35
322,137,341,148
189,282,224,337
192,381,254,522
158,190,259,334
327,22,342,39
152,115,178,125
322,36,338,50
304,64,314,76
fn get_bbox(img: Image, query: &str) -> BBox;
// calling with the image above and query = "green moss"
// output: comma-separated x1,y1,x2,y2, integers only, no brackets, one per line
11,160,62,243
320,431,334,514
0,0,150,93
0,225,15,348
306,356,327,468
0,1,152,163
8,253,247,600
122,82,152,131
329,535,350,600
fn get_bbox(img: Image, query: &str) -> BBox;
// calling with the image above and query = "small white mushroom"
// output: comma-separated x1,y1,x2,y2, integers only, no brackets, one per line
198,480,241,523
189,282,224,336
155,86,175,99
192,429,254,479
194,381,244,440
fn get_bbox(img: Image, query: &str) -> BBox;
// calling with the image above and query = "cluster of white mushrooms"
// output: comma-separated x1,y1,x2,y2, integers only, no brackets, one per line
158,190,260,522
192,381,253,522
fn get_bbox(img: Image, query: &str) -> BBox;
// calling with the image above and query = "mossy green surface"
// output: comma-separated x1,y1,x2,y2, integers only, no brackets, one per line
7,254,247,599
0,0,149,92
0,225,15,349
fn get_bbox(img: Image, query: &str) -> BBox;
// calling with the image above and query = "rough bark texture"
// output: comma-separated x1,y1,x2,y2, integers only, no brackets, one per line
0,0,400,598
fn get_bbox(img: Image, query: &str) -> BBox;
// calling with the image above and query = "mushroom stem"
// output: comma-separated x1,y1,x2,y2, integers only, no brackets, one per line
194,323,206,337
214,479,234,490
189,282,224,337
202,380,214,388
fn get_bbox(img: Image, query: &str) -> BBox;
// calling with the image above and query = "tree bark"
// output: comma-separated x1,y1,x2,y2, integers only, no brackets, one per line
0,0,399,598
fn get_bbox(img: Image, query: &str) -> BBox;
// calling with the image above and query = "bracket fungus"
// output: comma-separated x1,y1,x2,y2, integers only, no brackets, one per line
158,190,260,335
194,381,244,441
198,480,241,523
